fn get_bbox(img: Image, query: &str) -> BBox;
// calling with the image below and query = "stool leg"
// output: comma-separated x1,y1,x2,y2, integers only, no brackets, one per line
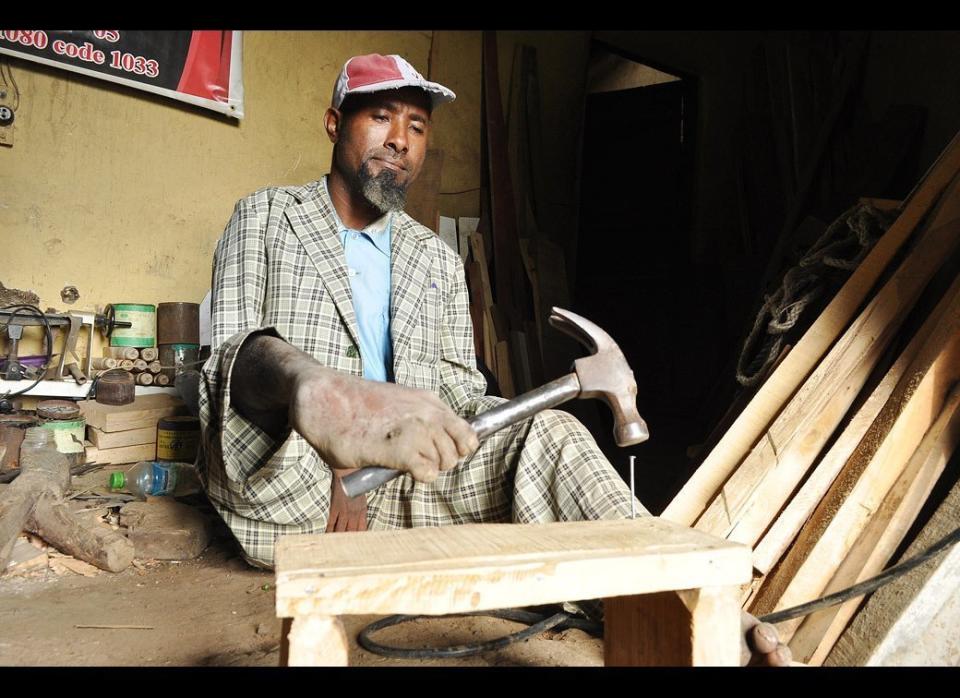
604,586,741,666
283,614,350,666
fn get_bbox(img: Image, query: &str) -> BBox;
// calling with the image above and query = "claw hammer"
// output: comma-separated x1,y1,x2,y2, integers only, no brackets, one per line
341,307,650,498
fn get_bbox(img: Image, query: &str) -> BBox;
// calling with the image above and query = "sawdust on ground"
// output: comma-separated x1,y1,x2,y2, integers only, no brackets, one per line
0,533,603,668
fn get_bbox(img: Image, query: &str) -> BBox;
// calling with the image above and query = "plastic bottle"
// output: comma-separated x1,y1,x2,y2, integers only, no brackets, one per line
108,461,201,498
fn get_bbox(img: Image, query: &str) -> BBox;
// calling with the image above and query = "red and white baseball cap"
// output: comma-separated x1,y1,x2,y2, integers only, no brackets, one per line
332,54,456,110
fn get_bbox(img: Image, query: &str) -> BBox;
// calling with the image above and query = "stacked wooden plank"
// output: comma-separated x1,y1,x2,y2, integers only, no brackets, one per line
662,131,960,664
92,346,167,387
79,393,187,465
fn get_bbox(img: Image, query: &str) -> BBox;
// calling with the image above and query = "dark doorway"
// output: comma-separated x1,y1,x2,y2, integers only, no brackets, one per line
573,43,714,514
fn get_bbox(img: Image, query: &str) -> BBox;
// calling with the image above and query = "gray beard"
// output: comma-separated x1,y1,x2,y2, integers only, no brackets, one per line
358,161,408,213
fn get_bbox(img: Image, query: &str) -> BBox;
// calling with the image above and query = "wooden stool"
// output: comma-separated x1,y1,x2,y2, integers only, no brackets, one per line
275,518,752,666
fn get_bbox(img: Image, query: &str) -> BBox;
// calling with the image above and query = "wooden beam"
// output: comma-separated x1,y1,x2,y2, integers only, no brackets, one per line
751,271,960,574
825,472,960,666
495,339,516,398
403,149,443,233
858,197,902,212
790,383,960,664
695,213,960,543
468,232,495,309
464,261,486,360
274,519,751,618
749,285,960,641
662,132,960,527
509,330,533,394
604,586,741,666
482,31,529,329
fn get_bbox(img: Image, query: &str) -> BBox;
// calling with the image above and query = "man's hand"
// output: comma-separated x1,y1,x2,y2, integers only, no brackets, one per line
741,611,793,666
230,334,479,484
291,365,479,482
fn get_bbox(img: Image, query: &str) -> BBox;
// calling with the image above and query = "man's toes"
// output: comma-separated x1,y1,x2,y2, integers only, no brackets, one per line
749,622,779,654
771,644,793,667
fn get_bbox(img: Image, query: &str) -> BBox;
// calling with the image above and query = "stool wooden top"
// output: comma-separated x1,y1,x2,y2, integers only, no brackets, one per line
275,518,751,617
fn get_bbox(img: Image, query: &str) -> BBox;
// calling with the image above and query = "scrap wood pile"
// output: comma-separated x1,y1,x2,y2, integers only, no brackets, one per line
663,130,960,665
1,394,209,578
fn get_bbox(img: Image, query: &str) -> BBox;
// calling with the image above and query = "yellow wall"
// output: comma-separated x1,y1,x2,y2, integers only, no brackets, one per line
0,30,484,357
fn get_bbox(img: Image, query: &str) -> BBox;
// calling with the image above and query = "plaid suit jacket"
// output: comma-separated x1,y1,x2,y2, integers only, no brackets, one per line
198,177,489,564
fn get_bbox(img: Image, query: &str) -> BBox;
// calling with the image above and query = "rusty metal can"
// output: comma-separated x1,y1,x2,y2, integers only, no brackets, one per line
157,302,200,345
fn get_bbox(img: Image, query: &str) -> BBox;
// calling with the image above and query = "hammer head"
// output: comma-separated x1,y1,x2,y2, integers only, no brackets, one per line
548,307,649,446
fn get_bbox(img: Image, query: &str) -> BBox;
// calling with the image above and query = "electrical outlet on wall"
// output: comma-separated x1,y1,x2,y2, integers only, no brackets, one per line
0,93,14,147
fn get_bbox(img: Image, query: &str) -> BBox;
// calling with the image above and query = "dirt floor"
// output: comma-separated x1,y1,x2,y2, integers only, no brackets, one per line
0,472,603,668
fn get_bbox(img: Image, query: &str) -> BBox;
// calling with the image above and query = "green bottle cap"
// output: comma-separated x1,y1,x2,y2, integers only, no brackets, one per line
109,472,126,490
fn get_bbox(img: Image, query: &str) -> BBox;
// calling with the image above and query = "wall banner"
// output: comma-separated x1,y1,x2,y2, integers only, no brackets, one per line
0,30,244,119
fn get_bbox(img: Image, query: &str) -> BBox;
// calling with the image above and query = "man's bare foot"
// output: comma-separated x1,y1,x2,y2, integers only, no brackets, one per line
741,611,793,666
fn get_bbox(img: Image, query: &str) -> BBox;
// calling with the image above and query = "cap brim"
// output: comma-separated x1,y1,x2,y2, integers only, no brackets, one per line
342,78,456,109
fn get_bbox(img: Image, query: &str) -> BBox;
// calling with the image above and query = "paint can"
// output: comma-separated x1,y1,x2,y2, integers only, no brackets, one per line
157,302,200,345
36,399,81,421
37,401,87,468
159,343,200,380
156,416,201,462
0,413,40,471
108,303,156,348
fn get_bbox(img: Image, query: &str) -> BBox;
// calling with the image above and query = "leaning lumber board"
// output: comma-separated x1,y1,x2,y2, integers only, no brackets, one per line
275,519,751,617
78,393,186,433
791,383,960,664
403,149,443,233
751,271,960,574
749,288,960,641
464,261,486,359
858,197,902,212
510,330,534,394
482,311,497,377
695,213,960,541
701,339,891,540
495,340,516,399
468,232,495,309
662,132,960,526
482,31,527,330
824,471,960,666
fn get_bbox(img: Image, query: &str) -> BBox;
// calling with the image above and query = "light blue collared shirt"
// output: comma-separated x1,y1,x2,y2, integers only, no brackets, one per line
323,178,393,382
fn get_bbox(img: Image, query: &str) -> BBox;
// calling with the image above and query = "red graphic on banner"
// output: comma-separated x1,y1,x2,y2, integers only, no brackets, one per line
176,30,232,102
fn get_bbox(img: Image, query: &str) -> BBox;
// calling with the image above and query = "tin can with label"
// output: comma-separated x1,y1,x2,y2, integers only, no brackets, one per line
109,303,157,348
156,416,201,462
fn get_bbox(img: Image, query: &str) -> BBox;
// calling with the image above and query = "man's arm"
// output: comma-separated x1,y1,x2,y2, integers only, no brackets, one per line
231,334,479,483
